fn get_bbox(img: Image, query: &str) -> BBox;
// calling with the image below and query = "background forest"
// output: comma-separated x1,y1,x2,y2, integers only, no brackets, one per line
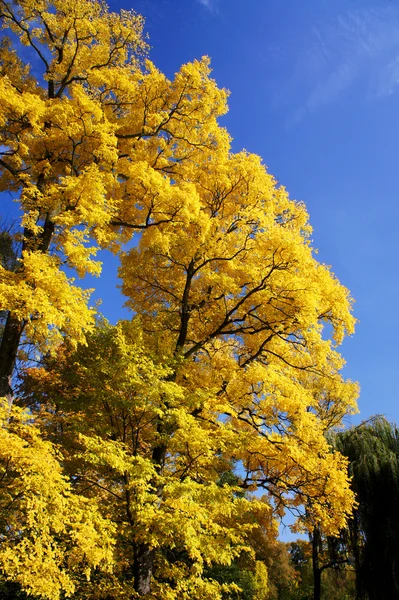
0,0,397,599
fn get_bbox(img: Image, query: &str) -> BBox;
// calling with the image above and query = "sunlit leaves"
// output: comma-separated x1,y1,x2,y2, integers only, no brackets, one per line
0,403,115,600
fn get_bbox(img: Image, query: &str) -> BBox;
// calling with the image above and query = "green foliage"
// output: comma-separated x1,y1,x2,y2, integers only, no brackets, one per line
336,417,399,599
205,564,261,600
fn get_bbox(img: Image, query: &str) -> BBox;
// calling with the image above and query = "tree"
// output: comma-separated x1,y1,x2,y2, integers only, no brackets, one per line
21,320,276,599
0,0,228,398
1,0,359,597
308,524,355,600
118,134,359,534
20,195,359,597
304,418,399,600
335,418,399,600
239,523,298,600
289,538,355,600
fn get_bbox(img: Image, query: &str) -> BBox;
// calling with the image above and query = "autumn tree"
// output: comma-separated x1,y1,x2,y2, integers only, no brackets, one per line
21,320,276,599
0,0,228,398
1,0,359,597
235,521,298,600
21,145,360,596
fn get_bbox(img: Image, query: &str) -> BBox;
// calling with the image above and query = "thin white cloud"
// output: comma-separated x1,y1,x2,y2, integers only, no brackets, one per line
283,5,399,126
197,0,218,13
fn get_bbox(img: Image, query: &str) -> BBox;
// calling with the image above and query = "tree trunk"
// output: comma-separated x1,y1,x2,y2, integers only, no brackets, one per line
132,440,167,594
133,544,155,596
0,218,54,400
0,312,24,400
312,526,322,600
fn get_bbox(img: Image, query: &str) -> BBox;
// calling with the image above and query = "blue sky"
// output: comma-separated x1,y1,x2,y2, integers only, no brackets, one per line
97,0,399,427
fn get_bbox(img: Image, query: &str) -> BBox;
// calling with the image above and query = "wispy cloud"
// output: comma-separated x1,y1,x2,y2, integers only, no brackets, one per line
197,0,219,14
282,5,399,126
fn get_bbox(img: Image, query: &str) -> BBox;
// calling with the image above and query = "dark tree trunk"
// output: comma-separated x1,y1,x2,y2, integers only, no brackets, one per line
0,217,54,400
0,312,24,400
133,544,156,596
132,438,167,595
312,526,322,600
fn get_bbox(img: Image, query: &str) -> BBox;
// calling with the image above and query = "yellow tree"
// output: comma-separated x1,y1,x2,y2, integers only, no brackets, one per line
21,154,359,597
118,148,359,590
0,0,228,398
0,0,359,597
21,321,276,599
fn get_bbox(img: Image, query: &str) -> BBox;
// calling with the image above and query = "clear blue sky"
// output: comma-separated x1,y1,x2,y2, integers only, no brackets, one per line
95,0,399,427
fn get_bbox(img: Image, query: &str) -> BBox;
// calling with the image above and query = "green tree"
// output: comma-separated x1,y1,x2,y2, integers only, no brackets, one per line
336,417,399,599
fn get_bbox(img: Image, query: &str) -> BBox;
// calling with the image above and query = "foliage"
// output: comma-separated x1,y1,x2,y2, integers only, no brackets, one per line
0,0,228,396
0,0,359,597
335,417,399,599
205,561,268,600
21,321,276,598
118,141,359,534
21,310,357,597
234,525,298,600
0,402,115,600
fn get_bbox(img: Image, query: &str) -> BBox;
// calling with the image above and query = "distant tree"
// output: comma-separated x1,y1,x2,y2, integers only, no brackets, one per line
336,417,399,599
205,561,269,600
242,524,298,600
287,535,356,600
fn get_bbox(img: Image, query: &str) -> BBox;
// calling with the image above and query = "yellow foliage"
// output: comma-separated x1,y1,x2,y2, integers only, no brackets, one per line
0,0,359,596
118,145,358,535
0,402,115,599
21,322,278,598
253,561,269,600
0,251,96,349
0,0,228,357
22,308,357,596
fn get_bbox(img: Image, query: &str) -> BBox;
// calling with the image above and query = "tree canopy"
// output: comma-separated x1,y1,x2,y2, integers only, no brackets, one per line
0,0,358,597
